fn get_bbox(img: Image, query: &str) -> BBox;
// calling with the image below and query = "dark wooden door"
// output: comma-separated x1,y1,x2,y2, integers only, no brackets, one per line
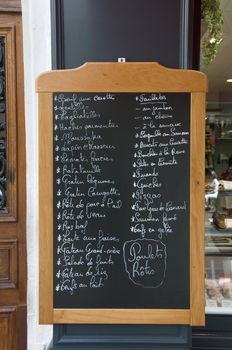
0,1,27,349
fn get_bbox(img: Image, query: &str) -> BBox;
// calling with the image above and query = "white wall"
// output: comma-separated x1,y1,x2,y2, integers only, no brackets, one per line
21,0,53,349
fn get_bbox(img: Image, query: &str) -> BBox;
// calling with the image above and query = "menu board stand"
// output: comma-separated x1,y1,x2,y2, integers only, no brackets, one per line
37,62,207,331
48,324,191,350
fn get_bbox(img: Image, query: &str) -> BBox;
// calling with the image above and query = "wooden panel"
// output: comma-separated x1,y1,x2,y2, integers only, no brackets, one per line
16,305,27,350
0,24,17,221
0,317,8,350
54,309,190,325
13,10,27,306
190,92,205,326
0,1,21,12
36,62,207,93
39,93,53,324
0,306,16,350
0,239,17,288
0,248,8,278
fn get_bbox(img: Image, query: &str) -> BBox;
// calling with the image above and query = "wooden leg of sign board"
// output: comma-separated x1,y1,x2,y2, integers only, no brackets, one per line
190,92,205,326
39,92,54,324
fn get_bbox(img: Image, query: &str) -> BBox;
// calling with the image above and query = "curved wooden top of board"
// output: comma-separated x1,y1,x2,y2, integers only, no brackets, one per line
36,62,208,93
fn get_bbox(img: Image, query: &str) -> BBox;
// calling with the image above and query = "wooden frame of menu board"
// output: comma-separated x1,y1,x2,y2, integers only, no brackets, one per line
36,62,207,326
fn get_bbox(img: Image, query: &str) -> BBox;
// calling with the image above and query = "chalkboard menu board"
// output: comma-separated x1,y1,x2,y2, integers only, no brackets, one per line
37,62,207,325
53,92,190,309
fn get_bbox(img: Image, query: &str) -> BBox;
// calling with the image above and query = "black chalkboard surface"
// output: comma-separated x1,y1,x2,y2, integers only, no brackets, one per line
53,92,190,309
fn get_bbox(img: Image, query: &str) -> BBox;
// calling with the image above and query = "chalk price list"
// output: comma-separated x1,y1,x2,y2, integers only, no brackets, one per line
53,92,190,298
123,93,189,288
54,93,122,295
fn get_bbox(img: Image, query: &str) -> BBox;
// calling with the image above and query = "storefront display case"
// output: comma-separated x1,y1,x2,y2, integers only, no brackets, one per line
205,110,232,315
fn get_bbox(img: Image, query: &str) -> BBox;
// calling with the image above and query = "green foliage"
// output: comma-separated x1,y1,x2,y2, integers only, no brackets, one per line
201,0,224,66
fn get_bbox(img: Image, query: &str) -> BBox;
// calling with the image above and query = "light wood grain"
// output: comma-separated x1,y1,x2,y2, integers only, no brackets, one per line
36,62,207,93
190,93,205,326
37,63,207,325
53,309,190,324
39,93,53,324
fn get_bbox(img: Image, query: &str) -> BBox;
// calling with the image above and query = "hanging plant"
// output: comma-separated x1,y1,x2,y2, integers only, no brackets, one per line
201,0,224,66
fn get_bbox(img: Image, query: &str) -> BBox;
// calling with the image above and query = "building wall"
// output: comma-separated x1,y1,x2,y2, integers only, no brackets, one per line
21,0,52,349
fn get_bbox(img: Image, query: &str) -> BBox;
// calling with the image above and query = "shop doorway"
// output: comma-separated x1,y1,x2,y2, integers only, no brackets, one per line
193,1,232,348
